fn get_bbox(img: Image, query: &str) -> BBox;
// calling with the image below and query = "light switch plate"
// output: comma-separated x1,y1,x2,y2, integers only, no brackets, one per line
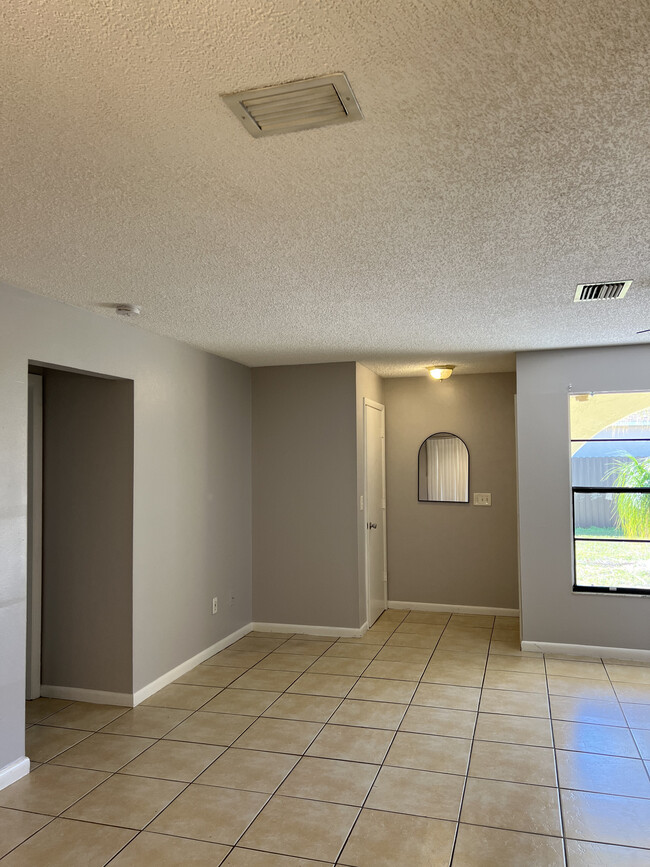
473,493,492,506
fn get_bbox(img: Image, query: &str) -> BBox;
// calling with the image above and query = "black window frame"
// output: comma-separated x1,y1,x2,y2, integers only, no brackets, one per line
571,434,650,595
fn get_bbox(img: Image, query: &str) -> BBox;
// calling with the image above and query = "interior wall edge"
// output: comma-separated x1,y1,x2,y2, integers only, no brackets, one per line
250,621,368,638
0,757,30,793
388,600,520,617
521,640,650,663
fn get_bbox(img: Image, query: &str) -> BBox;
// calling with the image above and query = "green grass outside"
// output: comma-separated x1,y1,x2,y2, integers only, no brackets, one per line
575,526,624,538
575,539,650,590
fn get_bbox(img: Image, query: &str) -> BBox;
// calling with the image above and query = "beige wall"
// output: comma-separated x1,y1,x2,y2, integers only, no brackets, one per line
41,370,134,694
517,345,650,649
252,363,360,628
384,373,519,609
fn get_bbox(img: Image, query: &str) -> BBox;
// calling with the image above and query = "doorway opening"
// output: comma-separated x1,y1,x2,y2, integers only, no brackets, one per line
26,364,135,705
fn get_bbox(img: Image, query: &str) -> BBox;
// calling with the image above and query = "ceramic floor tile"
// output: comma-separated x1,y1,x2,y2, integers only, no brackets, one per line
553,720,640,757
278,756,378,806
63,773,185,829
148,783,268,844
621,702,650,729
176,664,248,687
404,611,451,625
205,649,268,668
480,689,550,718
560,789,650,848
281,640,334,656
328,699,406,730
223,850,332,866
605,664,650,685
232,637,288,654
102,706,191,738
421,662,484,688
108,831,231,866
483,670,548,694
399,705,476,738
460,777,562,836
0,764,109,815
234,717,323,754
549,695,627,726
339,808,456,867
631,727,650,759
306,724,393,764
141,683,221,710
287,673,358,697
412,682,480,711
545,659,608,680
0,818,134,867
120,739,224,781
468,740,557,786
430,650,487,668
255,653,319,672
0,808,51,859
474,712,553,747
163,711,253,746
307,657,369,676
196,747,299,793
324,643,379,660
547,676,616,701
565,838,650,866
486,655,545,674
450,614,495,628
386,632,440,650
25,725,90,763
231,669,301,692
385,731,471,775
374,645,431,664
201,688,280,716
50,732,155,771
613,682,650,704
452,823,565,866
238,795,359,862
262,693,342,723
44,702,129,731
25,698,74,726
347,677,416,704
396,622,446,636
556,750,650,798
366,765,464,820
367,660,432,680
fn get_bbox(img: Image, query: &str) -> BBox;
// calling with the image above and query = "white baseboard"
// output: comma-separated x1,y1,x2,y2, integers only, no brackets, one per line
133,622,254,706
0,756,30,792
521,641,650,663
251,621,368,638
388,601,520,617
40,685,134,707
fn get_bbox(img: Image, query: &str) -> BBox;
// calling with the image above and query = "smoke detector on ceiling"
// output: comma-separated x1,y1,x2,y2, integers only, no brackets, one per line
221,73,363,138
574,281,632,302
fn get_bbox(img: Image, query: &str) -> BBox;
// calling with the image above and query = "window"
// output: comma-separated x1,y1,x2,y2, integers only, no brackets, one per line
570,392,650,594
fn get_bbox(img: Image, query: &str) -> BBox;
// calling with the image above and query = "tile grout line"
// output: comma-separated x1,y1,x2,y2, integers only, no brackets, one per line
544,651,569,867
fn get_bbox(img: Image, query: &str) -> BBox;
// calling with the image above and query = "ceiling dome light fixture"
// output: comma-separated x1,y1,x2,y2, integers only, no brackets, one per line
115,304,141,317
427,365,455,381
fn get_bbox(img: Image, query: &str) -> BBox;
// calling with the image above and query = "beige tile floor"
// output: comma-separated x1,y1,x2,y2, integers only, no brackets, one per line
2,610,650,865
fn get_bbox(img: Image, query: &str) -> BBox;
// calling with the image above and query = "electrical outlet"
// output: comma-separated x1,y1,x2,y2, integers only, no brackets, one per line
212,597,218,615
473,493,492,507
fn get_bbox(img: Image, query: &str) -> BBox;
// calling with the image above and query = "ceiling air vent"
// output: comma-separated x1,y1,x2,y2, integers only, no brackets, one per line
574,281,632,302
221,73,363,138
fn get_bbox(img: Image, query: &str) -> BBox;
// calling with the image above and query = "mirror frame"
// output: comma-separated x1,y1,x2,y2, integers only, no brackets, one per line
417,431,470,504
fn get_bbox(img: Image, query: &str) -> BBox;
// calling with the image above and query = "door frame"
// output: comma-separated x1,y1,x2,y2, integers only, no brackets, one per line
363,398,388,627
27,373,43,700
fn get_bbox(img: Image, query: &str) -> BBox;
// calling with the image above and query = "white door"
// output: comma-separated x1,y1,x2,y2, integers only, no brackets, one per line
364,399,387,626
27,374,43,700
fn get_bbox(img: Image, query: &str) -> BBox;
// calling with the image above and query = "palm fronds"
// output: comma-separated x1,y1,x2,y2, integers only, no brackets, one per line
605,455,650,539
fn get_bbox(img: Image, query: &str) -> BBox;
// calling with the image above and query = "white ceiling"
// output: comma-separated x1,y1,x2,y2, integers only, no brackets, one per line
2,0,648,376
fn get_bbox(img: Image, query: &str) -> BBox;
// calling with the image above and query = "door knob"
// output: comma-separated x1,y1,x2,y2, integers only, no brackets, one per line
368,522,377,529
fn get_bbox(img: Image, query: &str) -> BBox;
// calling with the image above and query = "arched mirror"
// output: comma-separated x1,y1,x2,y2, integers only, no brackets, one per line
418,432,469,502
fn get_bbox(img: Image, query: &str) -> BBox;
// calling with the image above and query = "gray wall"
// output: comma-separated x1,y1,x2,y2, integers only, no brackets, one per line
252,363,360,628
384,373,519,609
356,364,385,623
0,282,252,774
517,345,650,649
41,370,134,693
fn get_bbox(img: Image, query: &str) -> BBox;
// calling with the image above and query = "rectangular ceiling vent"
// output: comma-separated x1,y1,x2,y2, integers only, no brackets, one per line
221,73,363,138
574,281,632,302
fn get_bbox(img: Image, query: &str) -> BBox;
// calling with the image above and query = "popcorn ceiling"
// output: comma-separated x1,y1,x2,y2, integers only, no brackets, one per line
1,0,648,375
